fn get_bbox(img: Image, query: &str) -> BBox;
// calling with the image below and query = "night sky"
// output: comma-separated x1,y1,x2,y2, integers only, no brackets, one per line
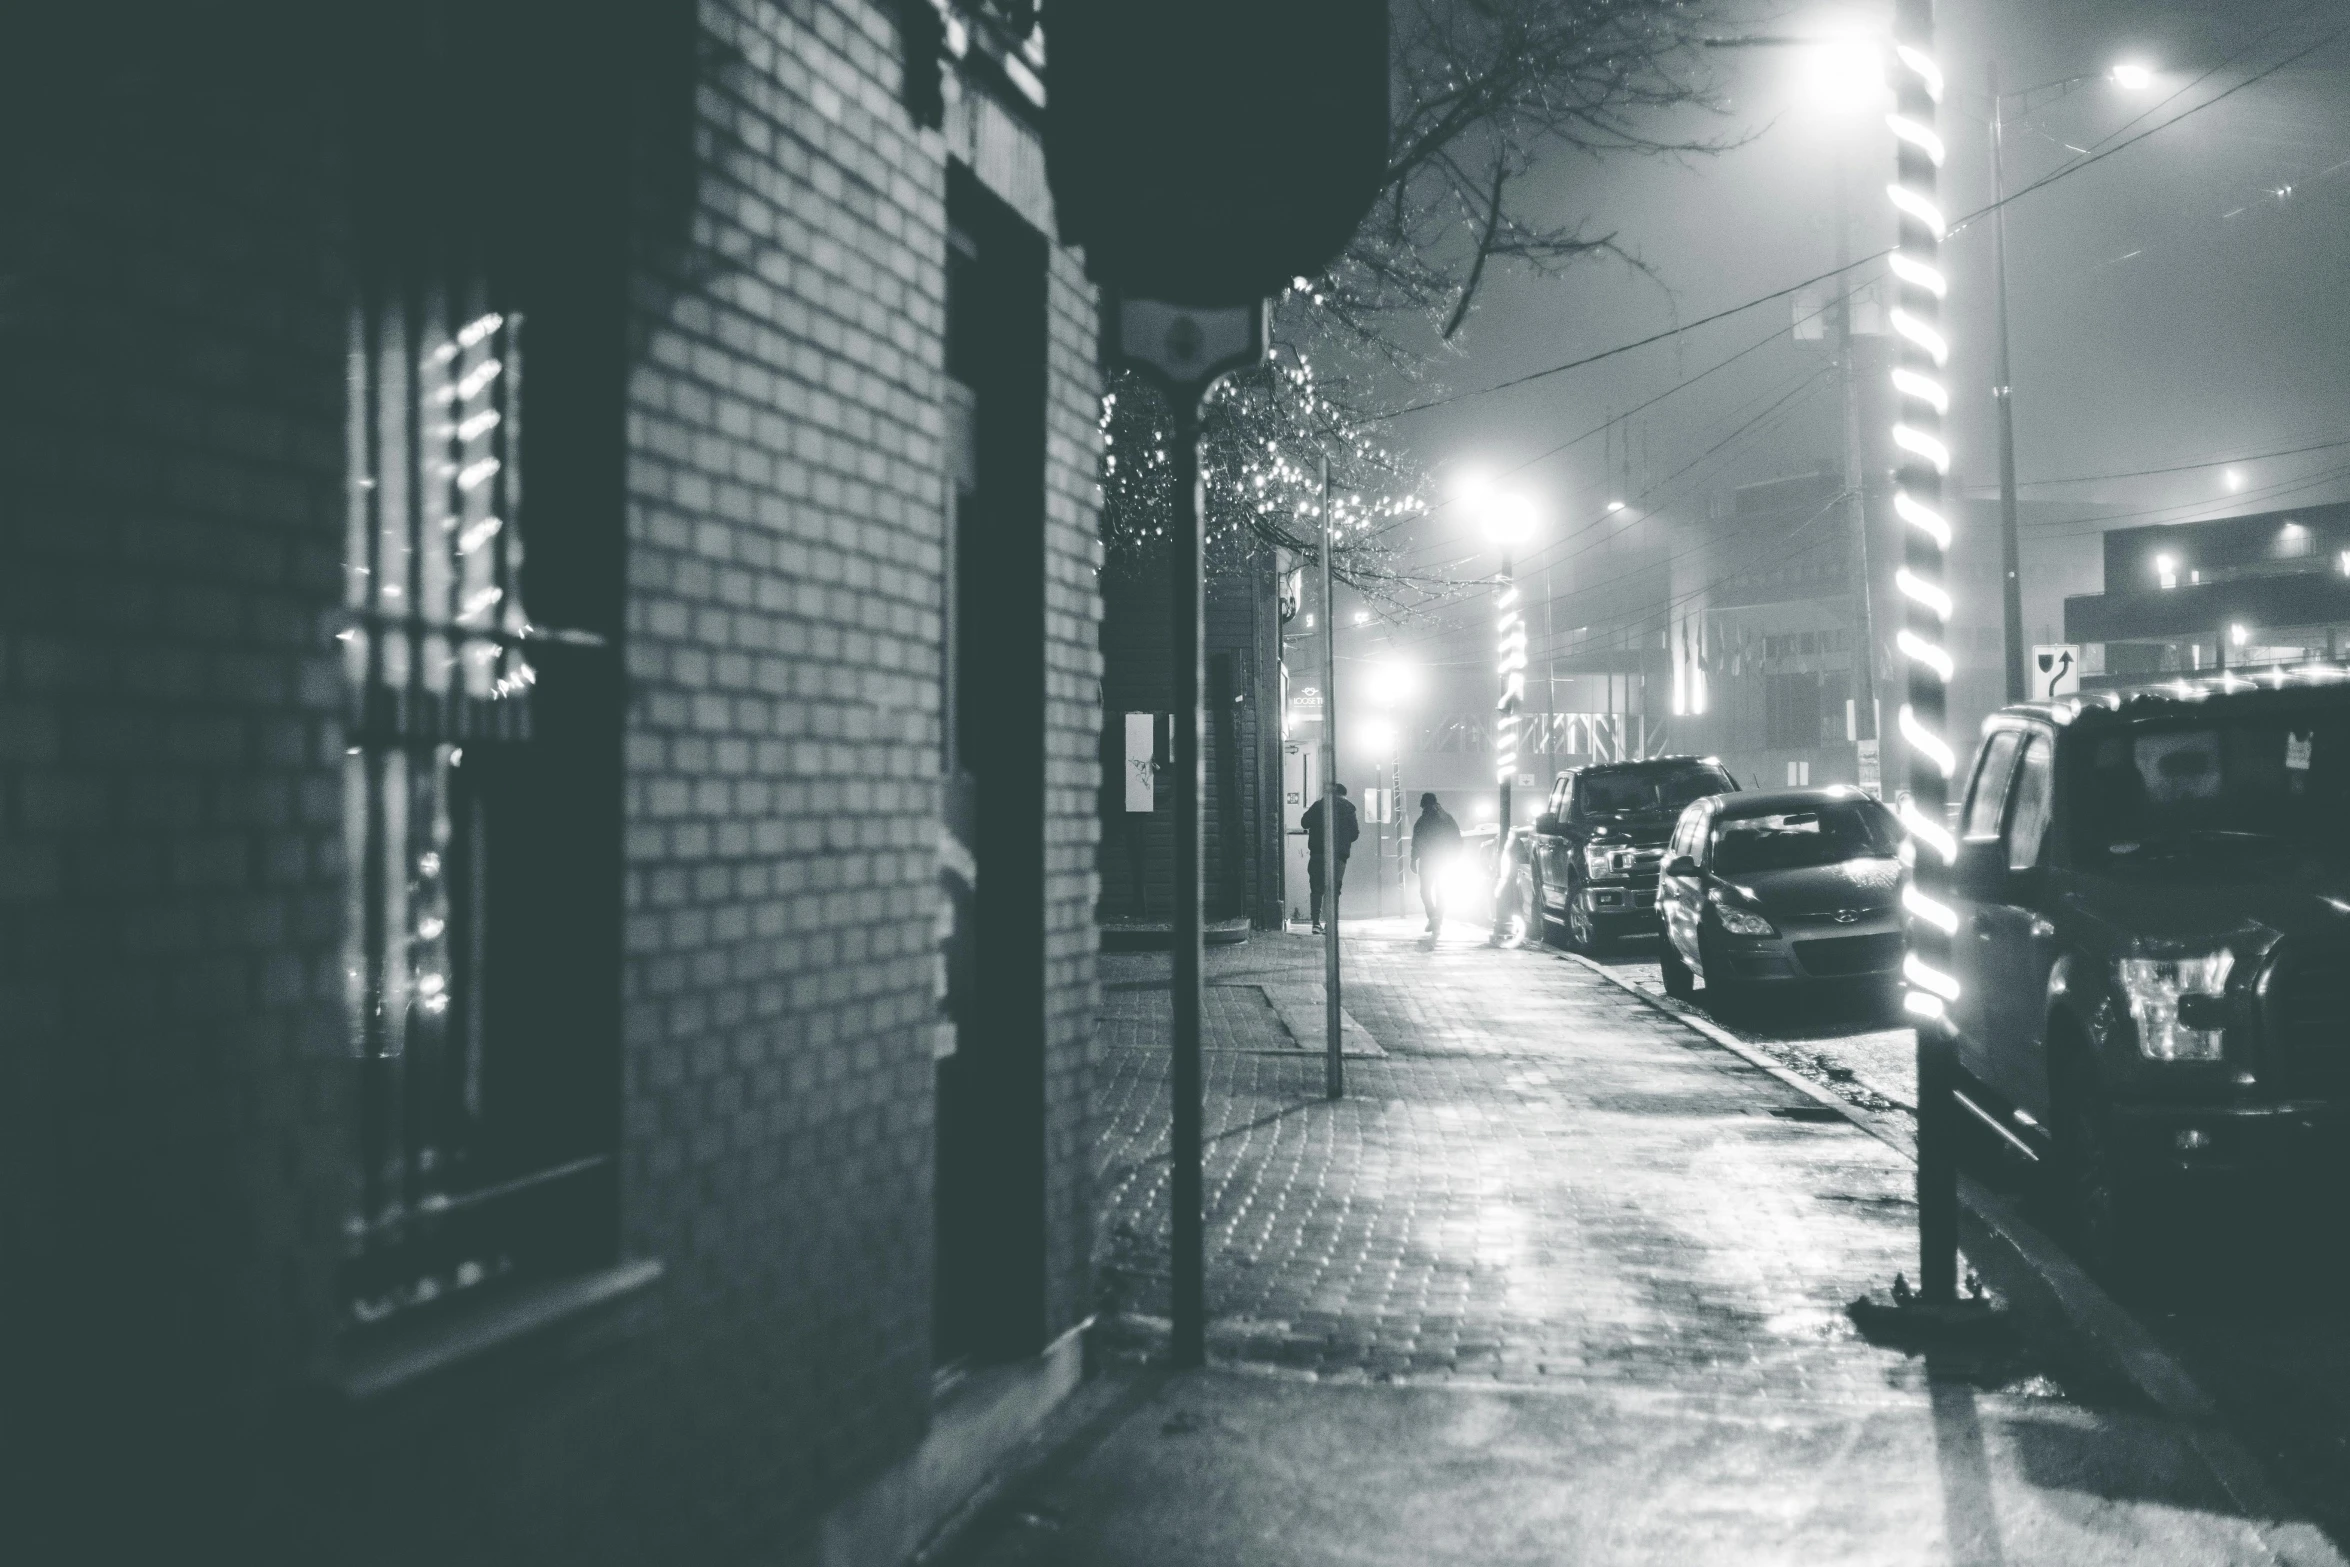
1350,0,2350,686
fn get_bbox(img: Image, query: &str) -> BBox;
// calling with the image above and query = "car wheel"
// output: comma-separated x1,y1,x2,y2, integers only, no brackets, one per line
1660,940,1695,1000
1706,976,1750,1021
1698,934,1747,1019
1564,872,1594,952
2055,1079,2149,1285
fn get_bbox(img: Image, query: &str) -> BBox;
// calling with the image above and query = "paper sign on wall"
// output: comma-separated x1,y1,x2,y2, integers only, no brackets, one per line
1124,712,1155,812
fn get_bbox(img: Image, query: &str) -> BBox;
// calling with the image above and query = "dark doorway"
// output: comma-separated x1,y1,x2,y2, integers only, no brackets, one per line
934,165,1050,1372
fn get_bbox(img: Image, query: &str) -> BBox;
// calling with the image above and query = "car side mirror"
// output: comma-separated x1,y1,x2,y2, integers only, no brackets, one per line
1535,812,1561,835
1663,855,1698,879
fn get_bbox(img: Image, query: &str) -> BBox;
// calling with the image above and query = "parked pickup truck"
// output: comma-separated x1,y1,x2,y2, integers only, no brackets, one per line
1529,755,1738,950
1944,682,2350,1278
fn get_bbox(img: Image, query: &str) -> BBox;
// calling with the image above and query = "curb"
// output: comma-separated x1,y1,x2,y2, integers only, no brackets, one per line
1552,943,2347,1566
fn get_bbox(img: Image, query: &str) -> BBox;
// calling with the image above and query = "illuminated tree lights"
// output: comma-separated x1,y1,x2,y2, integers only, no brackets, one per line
1096,340,1422,597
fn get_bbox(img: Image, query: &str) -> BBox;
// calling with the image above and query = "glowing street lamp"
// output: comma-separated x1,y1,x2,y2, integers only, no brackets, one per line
1364,658,1419,708
1803,33,1889,111
2110,61,2155,90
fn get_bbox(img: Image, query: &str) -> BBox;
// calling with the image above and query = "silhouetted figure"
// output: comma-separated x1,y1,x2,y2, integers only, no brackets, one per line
1301,783,1359,933
1409,792,1462,937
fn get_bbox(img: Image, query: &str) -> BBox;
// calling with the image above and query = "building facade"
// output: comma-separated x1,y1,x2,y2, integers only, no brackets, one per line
3,3,1103,1562
2065,502,2350,687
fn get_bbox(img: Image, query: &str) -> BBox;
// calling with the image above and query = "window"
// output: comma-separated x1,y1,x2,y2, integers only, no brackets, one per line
1712,800,1900,876
341,286,613,1325
2074,716,2350,865
2006,735,2055,870
1672,805,1707,863
1765,672,1822,749
1575,764,1735,817
1961,730,2024,842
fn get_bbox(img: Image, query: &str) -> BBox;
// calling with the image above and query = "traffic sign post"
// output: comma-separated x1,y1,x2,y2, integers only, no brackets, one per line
1109,294,1266,1371
2032,644,2080,700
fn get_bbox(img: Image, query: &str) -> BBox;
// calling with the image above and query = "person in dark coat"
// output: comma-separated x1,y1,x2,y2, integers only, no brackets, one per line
1300,783,1359,933
1408,792,1462,936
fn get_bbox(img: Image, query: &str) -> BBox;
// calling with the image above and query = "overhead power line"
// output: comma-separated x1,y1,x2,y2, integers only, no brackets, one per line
1365,25,2344,427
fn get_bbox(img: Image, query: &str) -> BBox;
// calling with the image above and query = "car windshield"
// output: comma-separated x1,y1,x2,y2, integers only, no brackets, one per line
1711,801,1899,875
2076,717,2350,863
1580,765,1733,816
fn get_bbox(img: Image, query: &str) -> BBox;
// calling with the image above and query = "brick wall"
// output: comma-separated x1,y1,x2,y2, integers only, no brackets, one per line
3,1,1102,1561
0,5,354,1551
1098,552,1281,926
1039,239,1106,1329
621,0,954,1513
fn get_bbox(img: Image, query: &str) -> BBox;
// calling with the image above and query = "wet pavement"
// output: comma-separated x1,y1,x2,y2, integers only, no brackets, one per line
1566,925,2350,1551
1023,920,2342,1564
1575,929,1919,1113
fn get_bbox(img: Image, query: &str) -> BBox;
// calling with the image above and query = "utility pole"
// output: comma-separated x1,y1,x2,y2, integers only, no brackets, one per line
1836,145,1881,770
1319,456,1342,1100
1543,559,1557,789
1989,58,2027,703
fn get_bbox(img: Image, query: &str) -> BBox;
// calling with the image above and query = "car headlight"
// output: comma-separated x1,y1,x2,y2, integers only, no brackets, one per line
1582,843,1633,879
1706,887,1777,938
2117,948,2234,1061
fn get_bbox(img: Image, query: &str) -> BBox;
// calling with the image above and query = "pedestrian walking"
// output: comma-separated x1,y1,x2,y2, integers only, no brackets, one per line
1300,783,1359,934
1408,792,1461,937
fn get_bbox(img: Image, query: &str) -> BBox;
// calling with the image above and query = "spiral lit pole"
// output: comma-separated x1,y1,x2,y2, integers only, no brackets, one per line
1885,1,1963,1305
1481,491,1535,943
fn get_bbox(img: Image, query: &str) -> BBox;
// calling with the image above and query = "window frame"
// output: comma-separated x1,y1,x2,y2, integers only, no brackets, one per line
340,282,619,1331
1961,729,2026,844
2004,732,2057,871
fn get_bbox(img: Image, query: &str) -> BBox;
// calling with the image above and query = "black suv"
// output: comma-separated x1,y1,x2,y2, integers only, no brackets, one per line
1530,755,1738,949
1950,682,2350,1273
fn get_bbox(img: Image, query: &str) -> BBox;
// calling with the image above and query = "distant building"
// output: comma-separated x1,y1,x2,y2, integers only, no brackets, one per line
5,4,1105,1563
2065,502,2350,686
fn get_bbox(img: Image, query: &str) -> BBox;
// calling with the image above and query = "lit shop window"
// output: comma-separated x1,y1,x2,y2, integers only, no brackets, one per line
340,292,595,1325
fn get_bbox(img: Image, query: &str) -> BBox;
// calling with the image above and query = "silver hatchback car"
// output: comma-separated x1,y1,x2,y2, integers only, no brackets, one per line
1656,786,1906,1010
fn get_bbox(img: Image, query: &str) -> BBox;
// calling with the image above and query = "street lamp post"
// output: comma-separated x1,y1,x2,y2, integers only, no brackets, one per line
1984,56,2156,702
1318,455,1342,1101
1988,59,2027,703
1888,0,1963,1311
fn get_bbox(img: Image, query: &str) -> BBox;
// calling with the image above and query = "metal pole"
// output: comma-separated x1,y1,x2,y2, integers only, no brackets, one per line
1320,456,1343,1100
1836,149,1880,758
1170,393,1207,1366
1495,551,1519,942
1990,60,2027,703
1893,0,1959,1308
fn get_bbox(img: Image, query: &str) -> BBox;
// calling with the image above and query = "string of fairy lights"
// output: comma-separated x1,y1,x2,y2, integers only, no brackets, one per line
1885,5,1962,1025
1096,307,1429,587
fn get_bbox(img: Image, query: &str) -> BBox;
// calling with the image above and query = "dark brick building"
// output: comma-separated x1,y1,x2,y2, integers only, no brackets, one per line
3,3,1102,1562
1098,553,1286,933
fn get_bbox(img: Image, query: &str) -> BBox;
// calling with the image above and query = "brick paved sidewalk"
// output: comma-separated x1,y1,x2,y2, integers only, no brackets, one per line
1027,919,2322,1565
1097,920,1926,1390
